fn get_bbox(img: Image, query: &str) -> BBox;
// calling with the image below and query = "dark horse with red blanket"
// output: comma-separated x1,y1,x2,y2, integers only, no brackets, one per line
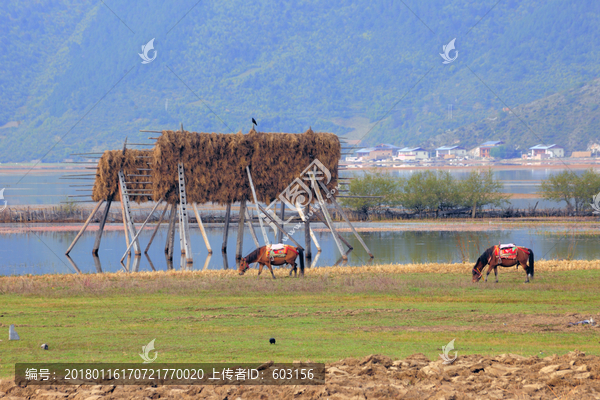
238,244,305,279
472,245,534,283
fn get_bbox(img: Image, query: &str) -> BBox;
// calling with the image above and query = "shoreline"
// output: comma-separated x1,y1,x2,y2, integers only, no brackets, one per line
1,217,599,234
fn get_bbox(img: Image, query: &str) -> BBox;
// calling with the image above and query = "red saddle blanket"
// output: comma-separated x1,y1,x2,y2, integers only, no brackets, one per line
498,246,518,259
495,245,528,259
268,244,297,259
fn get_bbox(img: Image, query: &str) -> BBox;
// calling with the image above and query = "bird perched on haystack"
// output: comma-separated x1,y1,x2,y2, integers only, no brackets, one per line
269,338,276,345
252,118,258,127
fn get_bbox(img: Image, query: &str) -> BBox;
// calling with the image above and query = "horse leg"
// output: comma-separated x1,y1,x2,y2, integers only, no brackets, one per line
485,264,493,283
522,261,530,283
257,263,263,277
494,266,499,283
267,260,276,279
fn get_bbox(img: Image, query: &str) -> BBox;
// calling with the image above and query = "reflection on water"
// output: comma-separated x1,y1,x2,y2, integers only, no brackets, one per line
1,222,599,276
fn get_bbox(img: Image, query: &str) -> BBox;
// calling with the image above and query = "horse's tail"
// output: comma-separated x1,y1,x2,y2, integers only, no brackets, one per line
297,247,305,275
528,248,534,278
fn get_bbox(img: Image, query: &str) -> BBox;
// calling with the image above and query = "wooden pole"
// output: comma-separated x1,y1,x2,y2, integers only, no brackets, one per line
118,171,140,255
177,163,193,263
297,203,321,252
277,201,285,243
92,254,102,273
65,200,103,255
257,203,303,249
222,251,229,270
309,174,346,259
222,203,231,252
245,209,260,247
236,200,246,261
246,166,270,245
310,250,321,268
165,253,174,270
304,204,312,264
92,198,112,255
178,204,185,254
313,210,353,250
319,180,373,258
145,253,156,271
193,203,212,254
145,202,168,254
65,255,82,274
131,256,141,272
120,199,163,262
164,204,176,253
202,253,212,271
166,204,177,260
120,197,130,247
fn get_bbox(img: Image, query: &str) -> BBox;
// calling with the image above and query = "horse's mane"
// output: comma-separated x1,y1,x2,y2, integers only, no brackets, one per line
481,245,495,260
475,245,496,267
245,248,261,263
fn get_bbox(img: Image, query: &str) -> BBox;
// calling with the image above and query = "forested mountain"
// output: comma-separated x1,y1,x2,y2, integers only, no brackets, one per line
1,0,599,161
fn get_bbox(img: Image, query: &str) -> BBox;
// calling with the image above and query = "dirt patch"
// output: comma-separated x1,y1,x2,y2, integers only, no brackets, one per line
2,351,599,399
362,313,600,335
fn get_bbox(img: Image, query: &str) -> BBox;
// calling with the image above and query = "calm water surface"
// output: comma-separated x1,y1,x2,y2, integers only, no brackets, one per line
2,168,599,207
1,222,598,276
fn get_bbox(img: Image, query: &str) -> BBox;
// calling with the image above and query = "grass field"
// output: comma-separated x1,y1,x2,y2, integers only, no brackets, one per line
1,262,600,379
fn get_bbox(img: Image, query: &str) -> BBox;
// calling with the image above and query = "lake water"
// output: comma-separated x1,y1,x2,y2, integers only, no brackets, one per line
3,167,598,208
1,222,598,276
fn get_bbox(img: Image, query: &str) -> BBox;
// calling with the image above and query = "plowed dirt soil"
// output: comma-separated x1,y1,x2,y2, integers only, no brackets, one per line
2,351,599,399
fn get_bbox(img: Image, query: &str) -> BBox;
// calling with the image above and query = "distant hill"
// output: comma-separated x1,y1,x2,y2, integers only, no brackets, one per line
426,78,600,154
1,0,600,161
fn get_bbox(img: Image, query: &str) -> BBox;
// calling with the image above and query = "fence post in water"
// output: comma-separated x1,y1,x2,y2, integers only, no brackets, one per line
65,200,104,255
92,197,113,255
222,203,231,252
236,200,246,262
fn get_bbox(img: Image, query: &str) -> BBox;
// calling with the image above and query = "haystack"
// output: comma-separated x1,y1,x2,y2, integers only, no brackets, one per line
92,149,153,203
92,128,340,205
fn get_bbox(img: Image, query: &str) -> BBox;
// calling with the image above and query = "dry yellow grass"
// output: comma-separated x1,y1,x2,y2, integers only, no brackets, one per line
3,260,600,287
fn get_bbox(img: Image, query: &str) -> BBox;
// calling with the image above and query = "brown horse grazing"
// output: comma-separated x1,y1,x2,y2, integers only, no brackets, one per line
239,244,305,279
472,245,534,283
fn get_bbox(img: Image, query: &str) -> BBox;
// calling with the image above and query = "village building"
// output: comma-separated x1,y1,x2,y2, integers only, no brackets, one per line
435,145,466,158
355,144,400,160
394,147,429,161
469,140,504,158
529,144,564,158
